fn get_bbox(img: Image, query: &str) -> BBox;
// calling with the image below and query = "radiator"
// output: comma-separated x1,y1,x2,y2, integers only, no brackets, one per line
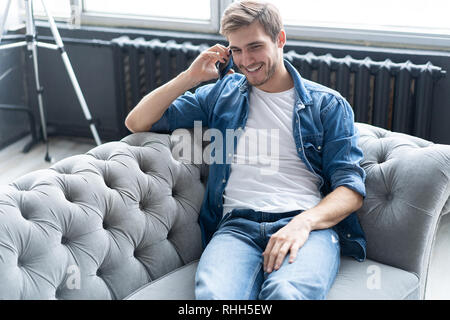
112,36,446,139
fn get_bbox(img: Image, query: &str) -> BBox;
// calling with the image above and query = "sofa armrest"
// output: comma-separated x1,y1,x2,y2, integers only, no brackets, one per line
355,123,450,298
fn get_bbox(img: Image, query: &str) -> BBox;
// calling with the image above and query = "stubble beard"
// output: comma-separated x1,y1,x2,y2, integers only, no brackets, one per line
244,52,279,88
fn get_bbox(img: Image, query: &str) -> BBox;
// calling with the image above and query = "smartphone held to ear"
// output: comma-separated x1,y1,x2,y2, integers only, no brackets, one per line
216,53,234,80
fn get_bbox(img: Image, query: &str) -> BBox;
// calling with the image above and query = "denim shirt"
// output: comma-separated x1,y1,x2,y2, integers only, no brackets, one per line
151,59,367,262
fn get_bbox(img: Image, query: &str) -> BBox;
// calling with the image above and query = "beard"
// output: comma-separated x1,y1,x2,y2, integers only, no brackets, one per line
241,54,279,88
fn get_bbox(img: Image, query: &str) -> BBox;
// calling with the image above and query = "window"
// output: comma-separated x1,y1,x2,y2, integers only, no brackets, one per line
16,0,450,50
264,0,450,49
80,0,222,33
83,0,211,21
32,0,71,19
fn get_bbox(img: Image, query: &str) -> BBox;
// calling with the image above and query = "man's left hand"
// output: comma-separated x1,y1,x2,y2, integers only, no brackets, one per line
262,215,312,273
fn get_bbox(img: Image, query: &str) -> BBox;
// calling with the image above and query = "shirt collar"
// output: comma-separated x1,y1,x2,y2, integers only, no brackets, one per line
238,59,313,108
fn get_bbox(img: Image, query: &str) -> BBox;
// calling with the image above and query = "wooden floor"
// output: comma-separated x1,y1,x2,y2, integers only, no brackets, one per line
0,134,449,299
0,134,96,185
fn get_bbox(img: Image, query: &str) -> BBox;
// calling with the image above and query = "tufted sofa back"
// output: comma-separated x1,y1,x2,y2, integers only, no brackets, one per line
0,132,205,299
0,124,449,300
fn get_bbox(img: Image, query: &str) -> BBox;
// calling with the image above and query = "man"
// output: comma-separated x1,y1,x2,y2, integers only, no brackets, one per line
125,0,366,300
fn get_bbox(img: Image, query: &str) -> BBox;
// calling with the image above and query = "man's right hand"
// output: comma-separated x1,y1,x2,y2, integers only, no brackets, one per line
186,44,232,87
125,44,232,133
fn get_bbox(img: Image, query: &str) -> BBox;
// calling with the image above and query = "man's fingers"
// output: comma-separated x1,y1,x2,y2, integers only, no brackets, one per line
262,238,275,272
203,51,225,63
207,44,229,62
264,236,285,273
274,242,291,271
289,241,301,263
264,238,284,273
208,44,229,56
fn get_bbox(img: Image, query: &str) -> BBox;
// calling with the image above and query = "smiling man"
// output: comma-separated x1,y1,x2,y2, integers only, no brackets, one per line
125,0,367,300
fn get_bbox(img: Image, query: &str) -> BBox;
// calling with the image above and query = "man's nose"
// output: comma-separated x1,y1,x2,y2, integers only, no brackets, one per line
241,50,255,68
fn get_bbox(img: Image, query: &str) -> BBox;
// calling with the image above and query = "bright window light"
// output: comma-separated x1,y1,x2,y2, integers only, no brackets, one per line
32,0,71,18
266,0,450,35
83,0,211,21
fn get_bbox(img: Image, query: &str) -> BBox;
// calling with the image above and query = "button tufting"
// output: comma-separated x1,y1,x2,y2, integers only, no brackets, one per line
96,269,102,277
104,178,111,189
63,191,73,203
17,257,25,268
61,236,69,245
377,153,388,164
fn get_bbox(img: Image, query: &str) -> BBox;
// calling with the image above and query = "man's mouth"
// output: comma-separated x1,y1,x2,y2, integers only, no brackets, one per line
244,64,263,73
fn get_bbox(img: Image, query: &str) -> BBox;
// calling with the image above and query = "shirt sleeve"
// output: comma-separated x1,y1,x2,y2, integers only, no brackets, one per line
150,83,214,133
321,96,367,198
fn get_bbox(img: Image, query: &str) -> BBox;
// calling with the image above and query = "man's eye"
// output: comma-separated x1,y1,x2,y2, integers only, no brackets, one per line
250,45,261,50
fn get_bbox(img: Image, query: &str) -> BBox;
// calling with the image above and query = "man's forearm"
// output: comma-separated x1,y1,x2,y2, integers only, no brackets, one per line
293,186,363,231
125,44,231,133
125,70,196,133
263,186,363,273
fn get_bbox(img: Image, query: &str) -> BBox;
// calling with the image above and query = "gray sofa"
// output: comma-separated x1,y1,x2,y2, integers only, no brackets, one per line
0,122,449,300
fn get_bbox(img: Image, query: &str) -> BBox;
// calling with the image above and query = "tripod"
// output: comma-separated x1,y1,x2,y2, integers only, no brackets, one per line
0,0,101,162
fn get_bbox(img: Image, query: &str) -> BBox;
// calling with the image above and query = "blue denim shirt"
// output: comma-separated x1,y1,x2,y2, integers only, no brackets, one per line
151,59,367,262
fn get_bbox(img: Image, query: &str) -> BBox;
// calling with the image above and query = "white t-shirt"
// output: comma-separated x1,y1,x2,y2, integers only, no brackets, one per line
222,86,323,216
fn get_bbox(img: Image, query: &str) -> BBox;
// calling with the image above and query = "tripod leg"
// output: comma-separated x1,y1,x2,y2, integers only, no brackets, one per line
40,0,102,146
0,0,12,43
25,0,51,162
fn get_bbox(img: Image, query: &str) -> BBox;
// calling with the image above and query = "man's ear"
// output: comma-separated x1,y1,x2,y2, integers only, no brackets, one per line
277,29,287,48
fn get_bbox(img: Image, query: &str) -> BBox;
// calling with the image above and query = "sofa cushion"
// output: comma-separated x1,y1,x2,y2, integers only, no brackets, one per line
125,256,419,300
327,257,419,299
125,260,198,300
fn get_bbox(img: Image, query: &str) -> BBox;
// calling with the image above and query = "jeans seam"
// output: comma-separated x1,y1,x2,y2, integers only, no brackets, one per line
260,222,265,239
244,257,263,300
324,238,341,299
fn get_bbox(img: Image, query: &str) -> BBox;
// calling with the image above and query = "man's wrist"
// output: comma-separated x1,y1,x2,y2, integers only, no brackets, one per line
177,70,199,91
293,211,315,232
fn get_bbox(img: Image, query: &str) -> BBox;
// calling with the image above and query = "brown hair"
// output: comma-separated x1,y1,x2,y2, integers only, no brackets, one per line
220,1,283,42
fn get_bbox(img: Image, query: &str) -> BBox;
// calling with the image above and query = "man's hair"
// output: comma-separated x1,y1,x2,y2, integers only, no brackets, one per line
220,1,283,42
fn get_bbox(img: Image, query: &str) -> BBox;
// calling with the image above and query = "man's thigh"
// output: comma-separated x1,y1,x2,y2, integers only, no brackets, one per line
195,218,264,300
259,228,341,300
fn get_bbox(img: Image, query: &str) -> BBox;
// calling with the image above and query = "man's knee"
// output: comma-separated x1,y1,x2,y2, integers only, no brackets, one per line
258,277,329,300
195,273,246,300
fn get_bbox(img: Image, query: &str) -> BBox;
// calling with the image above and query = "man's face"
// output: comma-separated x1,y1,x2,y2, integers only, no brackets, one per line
228,22,284,89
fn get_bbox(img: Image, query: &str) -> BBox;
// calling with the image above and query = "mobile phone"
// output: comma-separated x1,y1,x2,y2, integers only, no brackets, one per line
216,52,234,80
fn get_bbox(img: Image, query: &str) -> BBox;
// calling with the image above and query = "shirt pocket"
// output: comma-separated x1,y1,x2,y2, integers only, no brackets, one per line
302,135,323,173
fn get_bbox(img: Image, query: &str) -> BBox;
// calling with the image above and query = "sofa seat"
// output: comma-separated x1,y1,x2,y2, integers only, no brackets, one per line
125,256,419,300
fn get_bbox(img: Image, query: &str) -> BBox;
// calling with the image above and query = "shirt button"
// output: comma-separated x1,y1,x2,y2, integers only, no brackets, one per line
317,146,322,150
222,179,226,183
298,147,302,151
346,234,351,238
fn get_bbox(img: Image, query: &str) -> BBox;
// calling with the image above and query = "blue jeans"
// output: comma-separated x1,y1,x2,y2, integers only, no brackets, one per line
195,208,340,300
